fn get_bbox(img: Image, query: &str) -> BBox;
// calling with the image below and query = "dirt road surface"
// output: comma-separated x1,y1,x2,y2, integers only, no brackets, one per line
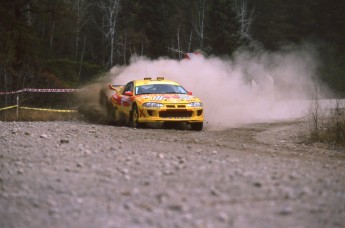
1,119,344,228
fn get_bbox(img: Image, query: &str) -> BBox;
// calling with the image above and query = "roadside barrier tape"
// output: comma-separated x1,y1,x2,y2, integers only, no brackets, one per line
0,88,80,95
0,105,77,113
19,106,78,113
0,91,19,95
0,105,18,111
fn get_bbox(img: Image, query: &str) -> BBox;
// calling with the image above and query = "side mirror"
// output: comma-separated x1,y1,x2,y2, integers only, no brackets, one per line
187,91,193,95
124,91,133,96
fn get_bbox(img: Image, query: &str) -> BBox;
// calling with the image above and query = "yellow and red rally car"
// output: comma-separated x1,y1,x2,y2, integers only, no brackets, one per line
101,77,204,130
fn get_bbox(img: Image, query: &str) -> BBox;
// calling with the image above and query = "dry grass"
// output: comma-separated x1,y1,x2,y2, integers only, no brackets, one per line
309,99,345,146
0,108,80,122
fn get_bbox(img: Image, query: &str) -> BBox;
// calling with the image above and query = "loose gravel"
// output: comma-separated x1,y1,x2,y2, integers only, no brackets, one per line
0,120,344,228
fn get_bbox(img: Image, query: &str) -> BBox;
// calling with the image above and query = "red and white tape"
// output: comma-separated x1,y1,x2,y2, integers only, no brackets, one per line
0,88,80,95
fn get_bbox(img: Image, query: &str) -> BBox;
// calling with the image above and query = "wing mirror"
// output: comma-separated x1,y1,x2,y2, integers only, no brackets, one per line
124,91,133,96
187,91,193,95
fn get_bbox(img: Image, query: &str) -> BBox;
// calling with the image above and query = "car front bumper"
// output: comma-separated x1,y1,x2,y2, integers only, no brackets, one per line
137,107,204,123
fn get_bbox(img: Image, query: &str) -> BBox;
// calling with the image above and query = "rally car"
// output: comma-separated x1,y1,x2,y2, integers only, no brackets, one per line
100,77,204,130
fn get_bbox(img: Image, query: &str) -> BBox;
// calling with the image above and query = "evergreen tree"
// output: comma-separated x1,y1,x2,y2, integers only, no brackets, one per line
207,0,239,55
0,0,345,95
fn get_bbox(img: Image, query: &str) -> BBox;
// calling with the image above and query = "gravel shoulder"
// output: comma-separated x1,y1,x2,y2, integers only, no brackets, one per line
0,119,344,228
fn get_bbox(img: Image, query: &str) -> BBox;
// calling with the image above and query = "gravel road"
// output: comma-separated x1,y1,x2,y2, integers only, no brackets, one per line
0,119,344,228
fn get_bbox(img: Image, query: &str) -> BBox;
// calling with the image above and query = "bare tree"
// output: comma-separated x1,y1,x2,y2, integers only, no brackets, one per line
78,35,87,77
25,3,32,26
72,0,94,80
176,25,182,59
234,0,254,44
192,0,206,50
168,25,186,60
49,21,55,50
73,0,93,59
98,0,121,68
188,30,193,52
1,67,8,106
309,85,325,141
122,31,127,65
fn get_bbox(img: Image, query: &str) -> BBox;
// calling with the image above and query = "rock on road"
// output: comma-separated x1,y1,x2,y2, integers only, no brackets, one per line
0,120,344,228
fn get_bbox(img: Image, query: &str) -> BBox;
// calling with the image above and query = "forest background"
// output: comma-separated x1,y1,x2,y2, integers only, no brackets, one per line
0,0,344,98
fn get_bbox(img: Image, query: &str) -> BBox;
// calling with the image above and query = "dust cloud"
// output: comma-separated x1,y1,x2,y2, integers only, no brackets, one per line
76,83,108,123
78,45,324,129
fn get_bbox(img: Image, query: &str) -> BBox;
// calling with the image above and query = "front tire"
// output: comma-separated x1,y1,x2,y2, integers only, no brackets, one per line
190,122,203,131
130,105,143,128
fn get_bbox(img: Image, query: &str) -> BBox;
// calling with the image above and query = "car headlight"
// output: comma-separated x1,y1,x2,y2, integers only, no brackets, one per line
187,102,203,107
142,102,164,108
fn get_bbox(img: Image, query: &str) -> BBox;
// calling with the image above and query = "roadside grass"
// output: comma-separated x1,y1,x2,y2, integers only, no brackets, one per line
309,97,345,146
0,109,80,121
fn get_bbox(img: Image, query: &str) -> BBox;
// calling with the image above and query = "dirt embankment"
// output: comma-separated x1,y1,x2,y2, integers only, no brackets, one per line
0,119,344,228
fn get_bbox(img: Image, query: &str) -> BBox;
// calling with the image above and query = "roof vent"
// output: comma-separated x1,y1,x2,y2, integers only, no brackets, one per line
157,77,164,80
144,77,152,80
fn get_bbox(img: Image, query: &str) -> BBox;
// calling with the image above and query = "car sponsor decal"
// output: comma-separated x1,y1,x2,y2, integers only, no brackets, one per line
152,96,164,101
121,96,132,107
139,109,145,117
141,94,195,101
177,95,193,101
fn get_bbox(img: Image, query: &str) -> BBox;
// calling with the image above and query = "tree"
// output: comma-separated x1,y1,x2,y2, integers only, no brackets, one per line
1,0,345,96
192,0,207,50
0,0,39,91
117,1,148,61
207,0,239,55
98,0,121,68
72,0,94,78
234,0,254,46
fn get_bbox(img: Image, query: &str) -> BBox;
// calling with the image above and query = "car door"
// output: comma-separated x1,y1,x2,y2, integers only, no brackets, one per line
118,82,134,116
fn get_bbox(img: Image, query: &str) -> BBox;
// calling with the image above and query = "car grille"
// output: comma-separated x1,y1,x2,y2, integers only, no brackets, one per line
159,110,193,118
166,104,186,108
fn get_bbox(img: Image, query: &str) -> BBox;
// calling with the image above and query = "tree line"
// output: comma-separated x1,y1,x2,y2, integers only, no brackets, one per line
0,0,344,96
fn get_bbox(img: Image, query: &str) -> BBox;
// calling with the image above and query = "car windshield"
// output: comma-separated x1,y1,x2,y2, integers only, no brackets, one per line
135,84,188,95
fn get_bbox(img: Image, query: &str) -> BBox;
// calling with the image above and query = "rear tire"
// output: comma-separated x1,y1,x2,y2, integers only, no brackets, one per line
113,107,122,125
99,91,113,123
99,90,107,107
190,122,203,131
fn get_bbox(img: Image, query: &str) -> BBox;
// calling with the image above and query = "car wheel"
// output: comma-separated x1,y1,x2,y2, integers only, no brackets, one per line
99,91,113,122
130,105,143,128
99,90,107,107
113,107,122,125
190,122,203,131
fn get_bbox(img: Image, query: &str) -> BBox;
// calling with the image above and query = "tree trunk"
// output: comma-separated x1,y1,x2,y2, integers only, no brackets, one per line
193,0,206,50
78,35,86,80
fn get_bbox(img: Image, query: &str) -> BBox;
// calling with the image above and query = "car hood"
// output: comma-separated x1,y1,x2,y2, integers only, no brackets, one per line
136,94,201,103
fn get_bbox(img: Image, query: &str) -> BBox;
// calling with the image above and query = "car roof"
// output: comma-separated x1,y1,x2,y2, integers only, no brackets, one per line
133,77,180,86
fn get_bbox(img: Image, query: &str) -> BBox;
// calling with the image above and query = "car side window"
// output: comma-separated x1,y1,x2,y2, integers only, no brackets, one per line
123,82,133,94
